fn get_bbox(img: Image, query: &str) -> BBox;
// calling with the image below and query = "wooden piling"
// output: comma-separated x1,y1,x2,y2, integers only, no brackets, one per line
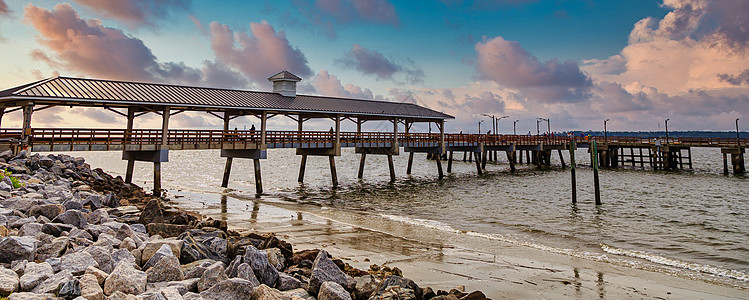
298,154,307,182
153,162,161,197
407,152,414,175
481,150,488,170
253,159,263,195
570,140,576,203
463,151,467,162
221,157,233,187
558,149,566,168
592,140,601,205
436,155,444,179
358,153,366,179
125,160,135,184
475,152,483,175
447,151,453,173
387,154,396,182
723,152,729,175
507,151,516,172
329,156,338,187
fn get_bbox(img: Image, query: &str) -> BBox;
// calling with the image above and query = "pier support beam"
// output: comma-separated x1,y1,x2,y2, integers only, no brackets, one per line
558,149,566,168
724,148,746,175
407,152,414,175
387,154,395,182
219,149,266,192
153,107,170,197
124,107,136,184
507,151,516,172
221,158,233,188
298,154,307,182
436,155,444,179
297,147,341,187
253,159,263,194
475,152,483,175
358,153,366,179
329,156,338,187
447,151,453,173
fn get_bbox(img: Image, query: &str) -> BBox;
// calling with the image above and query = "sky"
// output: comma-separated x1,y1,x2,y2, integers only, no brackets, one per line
0,0,748,133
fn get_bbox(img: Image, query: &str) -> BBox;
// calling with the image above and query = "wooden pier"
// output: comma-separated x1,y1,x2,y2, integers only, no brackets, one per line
0,74,746,196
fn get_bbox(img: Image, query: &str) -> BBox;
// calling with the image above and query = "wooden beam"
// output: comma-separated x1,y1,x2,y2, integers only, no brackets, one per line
207,111,223,120
33,104,57,112
260,111,267,145
104,107,127,118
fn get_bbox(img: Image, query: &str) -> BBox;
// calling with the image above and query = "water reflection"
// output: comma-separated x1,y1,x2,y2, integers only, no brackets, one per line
597,272,605,299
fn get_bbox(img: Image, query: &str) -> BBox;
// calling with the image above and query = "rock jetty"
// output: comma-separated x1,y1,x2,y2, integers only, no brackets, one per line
0,151,488,300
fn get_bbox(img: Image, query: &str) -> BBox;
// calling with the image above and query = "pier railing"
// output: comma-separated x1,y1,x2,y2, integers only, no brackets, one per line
0,128,745,151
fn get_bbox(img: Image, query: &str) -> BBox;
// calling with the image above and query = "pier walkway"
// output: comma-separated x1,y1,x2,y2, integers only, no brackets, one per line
0,73,745,196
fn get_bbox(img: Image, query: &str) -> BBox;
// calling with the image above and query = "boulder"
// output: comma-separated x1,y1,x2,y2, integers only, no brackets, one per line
7,292,57,300
35,236,69,261
265,248,285,271
0,236,37,263
275,273,302,291
85,246,114,274
179,232,221,264
103,261,147,296
319,281,352,300
119,237,137,252
372,286,417,300
147,223,189,238
367,276,422,300
84,266,109,286
19,262,53,291
199,278,255,300
0,266,20,295
82,195,102,210
111,249,137,268
42,223,75,237
308,250,354,295
244,246,279,288
102,192,118,208
139,199,164,225
183,292,203,300
143,244,175,271
146,255,184,283
354,276,380,300
28,204,65,220
235,263,261,287
61,251,99,275
32,270,73,294
197,262,227,292
79,274,104,300
86,209,109,225
52,210,88,229
18,222,43,237
57,279,81,300
250,284,283,300
142,240,184,264
160,286,184,300
281,288,313,300
62,200,83,212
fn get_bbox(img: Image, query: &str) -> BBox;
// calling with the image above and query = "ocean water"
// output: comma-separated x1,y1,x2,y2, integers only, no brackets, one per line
65,147,749,288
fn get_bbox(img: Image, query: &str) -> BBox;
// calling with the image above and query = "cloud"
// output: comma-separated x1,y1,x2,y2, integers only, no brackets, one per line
310,70,374,99
338,44,424,84
475,36,591,103
209,21,313,87
23,3,250,90
718,70,749,86
0,0,8,16
294,0,399,39
72,0,191,29
439,0,539,10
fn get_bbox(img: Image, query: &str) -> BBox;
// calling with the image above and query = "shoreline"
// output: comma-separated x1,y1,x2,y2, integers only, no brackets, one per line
169,189,749,299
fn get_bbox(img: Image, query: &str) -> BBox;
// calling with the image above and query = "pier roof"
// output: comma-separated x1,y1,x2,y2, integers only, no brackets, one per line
0,76,452,121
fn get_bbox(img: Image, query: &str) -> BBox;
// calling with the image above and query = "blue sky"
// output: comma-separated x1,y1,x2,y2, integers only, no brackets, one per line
0,0,747,132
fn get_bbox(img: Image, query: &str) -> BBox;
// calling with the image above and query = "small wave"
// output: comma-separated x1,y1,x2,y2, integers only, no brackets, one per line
601,244,749,282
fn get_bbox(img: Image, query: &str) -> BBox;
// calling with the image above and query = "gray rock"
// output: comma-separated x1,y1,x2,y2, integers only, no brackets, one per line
160,286,184,300
84,266,109,286
197,262,227,292
367,276,421,300
102,192,118,208
103,261,147,296
318,281,352,300
61,251,99,275
276,273,302,291
353,275,380,300
36,236,69,261
18,222,43,236
41,223,75,237
85,246,114,274
308,250,354,295
281,288,313,300
69,228,93,241
200,278,255,300
179,232,222,265
142,240,183,265
139,199,164,225
111,248,137,268
244,246,279,288
63,200,84,212
0,266,20,295
8,217,35,229
82,195,102,210
80,274,104,300
265,248,285,271
119,237,137,251
235,263,260,287
19,262,53,291
0,236,37,263
139,291,166,300
184,266,208,280
45,258,61,273
146,255,184,283
28,204,65,220
183,292,203,300
130,224,146,234
224,255,242,278
143,244,174,271
52,210,88,229
249,284,283,300
32,270,73,294
57,279,81,299
371,286,417,300
11,260,27,276
86,209,109,225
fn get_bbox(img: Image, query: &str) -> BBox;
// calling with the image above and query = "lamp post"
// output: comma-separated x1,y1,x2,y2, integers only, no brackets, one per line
537,118,550,134
478,119,484,134
665,118,670,141
604,119,610,142
737,118,741,146
481,114,495,134
536,120,540,135
497,115,509,133
513,120,518,135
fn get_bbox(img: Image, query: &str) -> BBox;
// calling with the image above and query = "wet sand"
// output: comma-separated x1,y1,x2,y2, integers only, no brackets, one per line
168,190,749,299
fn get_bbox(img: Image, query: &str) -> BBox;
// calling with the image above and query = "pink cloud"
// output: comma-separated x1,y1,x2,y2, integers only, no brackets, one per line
72,0,190,29
209,21,313,87
295,0,399,39
338,44,424,84
311,70,374,99
475,36,591,103
0,0,8,16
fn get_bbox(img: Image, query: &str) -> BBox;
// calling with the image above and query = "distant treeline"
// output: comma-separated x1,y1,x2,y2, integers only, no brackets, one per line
565,131,747,138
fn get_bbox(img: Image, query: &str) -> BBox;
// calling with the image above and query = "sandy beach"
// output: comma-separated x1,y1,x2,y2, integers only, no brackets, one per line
168,189,749,299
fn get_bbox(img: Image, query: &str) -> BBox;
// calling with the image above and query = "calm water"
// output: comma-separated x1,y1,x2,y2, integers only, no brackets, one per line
67,147,749,287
